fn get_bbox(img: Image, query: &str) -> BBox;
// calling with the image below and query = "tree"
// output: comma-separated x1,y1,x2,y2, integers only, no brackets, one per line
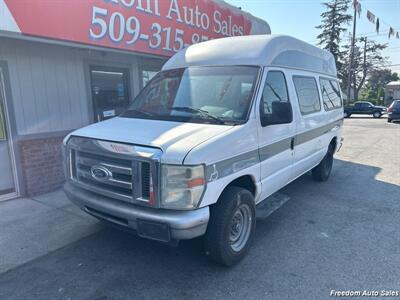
368,69,399,91
359,69,399,104
342,37,387,101
316,0,352,81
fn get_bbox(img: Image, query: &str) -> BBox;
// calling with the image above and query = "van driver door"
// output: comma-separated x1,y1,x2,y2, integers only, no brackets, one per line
257,69,295,201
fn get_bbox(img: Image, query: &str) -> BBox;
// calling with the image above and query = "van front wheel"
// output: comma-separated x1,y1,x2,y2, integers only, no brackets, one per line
312,145,334,182
204,187,256,266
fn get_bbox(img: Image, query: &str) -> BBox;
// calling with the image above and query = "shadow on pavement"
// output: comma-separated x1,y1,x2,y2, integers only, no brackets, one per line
1,159,399,300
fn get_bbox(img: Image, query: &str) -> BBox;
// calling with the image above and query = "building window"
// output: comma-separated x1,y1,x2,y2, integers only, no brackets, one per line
293,76,321,115
320,78,342,110
90,66,130,122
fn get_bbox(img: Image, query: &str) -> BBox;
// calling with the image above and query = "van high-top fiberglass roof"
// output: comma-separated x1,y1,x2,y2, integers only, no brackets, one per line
162,35,337,77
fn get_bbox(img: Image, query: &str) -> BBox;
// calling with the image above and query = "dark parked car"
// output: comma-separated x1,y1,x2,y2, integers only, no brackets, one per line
388,100,400,123
344,101,387,118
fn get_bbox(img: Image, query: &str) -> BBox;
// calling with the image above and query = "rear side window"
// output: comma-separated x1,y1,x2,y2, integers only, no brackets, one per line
320,78,342,110
293,76,321,115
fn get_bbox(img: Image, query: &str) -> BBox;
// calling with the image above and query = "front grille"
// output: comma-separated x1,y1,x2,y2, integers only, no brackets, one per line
70,149,151,204
141,162,151,199
67,137,162,207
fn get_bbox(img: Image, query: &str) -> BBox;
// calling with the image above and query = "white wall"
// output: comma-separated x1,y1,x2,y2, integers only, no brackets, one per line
0,38,90,135
0,37,165,136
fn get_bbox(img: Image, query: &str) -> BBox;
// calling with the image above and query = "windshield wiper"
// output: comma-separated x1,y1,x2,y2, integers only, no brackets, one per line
168,106,226,124
266,82,283,102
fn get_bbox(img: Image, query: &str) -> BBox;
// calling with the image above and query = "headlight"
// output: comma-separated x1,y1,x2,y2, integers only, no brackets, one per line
161,164,205,210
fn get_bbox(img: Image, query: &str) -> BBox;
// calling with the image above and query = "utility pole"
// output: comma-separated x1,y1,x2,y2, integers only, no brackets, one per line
346,1,357,104
353,37,367,101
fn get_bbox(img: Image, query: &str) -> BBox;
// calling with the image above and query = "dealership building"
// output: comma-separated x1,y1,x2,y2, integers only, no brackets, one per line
0,0,270,200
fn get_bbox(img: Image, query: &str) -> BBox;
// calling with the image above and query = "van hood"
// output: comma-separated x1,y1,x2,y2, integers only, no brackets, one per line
68,117,234,164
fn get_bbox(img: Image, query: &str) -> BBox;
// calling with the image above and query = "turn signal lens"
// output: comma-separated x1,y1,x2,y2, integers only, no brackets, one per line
187,178,205,189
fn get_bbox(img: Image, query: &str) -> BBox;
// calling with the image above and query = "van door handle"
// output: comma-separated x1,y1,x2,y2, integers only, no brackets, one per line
290,137,295,150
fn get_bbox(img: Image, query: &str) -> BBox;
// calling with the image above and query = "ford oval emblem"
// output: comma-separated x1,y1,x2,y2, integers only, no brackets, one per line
91,165,112,181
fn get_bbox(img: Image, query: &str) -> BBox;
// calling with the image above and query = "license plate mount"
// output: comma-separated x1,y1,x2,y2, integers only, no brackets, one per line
136,219,171,243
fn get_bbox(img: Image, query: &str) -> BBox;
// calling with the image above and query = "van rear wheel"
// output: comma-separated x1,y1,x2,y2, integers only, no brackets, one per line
312,144,334,182
204,186,256,266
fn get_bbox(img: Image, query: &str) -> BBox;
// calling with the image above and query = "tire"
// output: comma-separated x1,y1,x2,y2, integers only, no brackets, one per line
387,118,392,123
373,111,381,118
344,111,350,118
312,144,334,182
204,186,256,266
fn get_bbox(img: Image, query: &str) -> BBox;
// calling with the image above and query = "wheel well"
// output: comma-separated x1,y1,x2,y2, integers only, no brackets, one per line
224,175,256,197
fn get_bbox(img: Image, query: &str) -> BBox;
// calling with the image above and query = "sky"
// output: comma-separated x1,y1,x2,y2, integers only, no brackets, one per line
226,0,400,74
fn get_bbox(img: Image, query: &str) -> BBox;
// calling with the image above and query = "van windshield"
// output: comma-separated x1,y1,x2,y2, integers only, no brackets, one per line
121,66,260,125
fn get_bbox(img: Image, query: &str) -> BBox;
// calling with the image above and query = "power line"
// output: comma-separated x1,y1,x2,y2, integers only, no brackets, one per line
309,29,400,44
355,28,400,38
358,31,400,39
358,0,399,37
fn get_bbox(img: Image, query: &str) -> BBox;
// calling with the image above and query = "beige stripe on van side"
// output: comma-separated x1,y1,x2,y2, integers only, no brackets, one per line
205,118,343,182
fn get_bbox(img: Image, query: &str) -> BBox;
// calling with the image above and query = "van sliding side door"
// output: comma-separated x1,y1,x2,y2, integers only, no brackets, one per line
291,74,327,178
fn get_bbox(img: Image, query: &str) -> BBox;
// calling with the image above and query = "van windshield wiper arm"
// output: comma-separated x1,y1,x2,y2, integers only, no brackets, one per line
266,83,283,102
168,106,226,124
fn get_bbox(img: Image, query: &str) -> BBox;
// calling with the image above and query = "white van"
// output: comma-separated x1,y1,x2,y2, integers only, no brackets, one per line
63,35,344,266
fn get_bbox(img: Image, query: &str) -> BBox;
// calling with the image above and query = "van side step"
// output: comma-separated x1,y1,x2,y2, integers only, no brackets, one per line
256,193,290,219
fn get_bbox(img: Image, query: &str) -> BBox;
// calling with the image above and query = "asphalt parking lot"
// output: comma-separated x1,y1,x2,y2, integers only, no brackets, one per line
0,117,399,300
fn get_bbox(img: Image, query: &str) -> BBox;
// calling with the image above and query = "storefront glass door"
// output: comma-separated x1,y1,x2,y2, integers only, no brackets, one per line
0,67,17,200
90,66,130,122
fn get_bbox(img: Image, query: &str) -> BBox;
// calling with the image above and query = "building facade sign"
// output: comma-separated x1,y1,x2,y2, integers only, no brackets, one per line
2,0,270,57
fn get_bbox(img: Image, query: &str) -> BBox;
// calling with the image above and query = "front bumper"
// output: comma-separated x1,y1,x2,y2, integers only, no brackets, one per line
64,183,209,241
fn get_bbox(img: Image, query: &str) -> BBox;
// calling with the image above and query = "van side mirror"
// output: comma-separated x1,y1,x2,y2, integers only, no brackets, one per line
261,101,293,126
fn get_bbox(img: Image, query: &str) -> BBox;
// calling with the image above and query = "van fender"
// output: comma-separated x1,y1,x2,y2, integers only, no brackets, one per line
198,164,261,208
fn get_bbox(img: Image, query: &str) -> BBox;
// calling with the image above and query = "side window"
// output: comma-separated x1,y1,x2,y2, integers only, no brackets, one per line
261,71,289,113
260,71,292,125
320,78,342,110
293,76,321,115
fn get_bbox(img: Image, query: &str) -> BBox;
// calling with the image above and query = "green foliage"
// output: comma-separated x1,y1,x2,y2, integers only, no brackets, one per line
358,69,398,104
368,69,399,90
